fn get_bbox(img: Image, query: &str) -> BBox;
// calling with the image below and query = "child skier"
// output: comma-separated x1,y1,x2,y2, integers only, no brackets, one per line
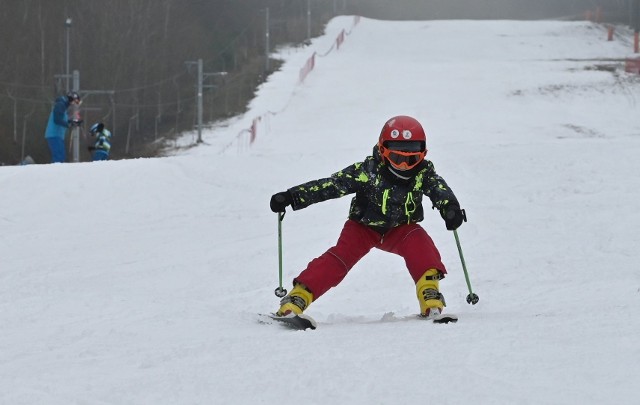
88,122,112,161
269,115,465,319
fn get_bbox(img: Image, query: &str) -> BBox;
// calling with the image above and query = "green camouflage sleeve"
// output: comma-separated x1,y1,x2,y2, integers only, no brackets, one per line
420,161,459,211
287,161,369,210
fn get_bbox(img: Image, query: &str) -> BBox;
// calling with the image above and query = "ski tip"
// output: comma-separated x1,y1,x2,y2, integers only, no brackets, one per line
262,312,317,330
299,313,318,330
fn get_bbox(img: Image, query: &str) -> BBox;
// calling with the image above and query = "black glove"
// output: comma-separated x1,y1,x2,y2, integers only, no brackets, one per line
441,204,466,231
270,191,293,213
88,146,96,152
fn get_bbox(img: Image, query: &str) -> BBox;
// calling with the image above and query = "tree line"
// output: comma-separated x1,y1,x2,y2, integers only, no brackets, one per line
349,0,633,22
1,0,342,164
0,0,632,165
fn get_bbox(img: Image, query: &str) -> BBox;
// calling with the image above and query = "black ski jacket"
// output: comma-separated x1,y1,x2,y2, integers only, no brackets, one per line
288,146,459,233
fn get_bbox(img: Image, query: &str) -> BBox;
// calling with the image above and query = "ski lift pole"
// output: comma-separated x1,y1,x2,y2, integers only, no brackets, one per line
453,228,479,305
274,212,288,298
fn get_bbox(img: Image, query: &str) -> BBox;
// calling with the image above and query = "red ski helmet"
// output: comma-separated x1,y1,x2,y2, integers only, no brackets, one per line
377,115,427,171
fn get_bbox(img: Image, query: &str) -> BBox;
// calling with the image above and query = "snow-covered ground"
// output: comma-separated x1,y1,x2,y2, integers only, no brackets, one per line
1,17,639,404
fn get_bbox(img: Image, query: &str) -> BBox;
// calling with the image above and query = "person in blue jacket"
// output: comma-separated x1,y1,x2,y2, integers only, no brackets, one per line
44,91,82,163
88,122,112,161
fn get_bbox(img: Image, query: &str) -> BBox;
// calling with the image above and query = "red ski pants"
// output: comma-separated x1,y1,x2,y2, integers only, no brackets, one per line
294,219,446,299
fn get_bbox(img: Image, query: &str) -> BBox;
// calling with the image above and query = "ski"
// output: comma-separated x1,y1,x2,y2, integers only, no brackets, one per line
259,313,317,330
372,312,458,324
431,313,458,324
381,312,459,324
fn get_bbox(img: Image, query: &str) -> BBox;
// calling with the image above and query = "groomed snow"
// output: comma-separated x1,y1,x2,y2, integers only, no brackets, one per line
1,17,639,404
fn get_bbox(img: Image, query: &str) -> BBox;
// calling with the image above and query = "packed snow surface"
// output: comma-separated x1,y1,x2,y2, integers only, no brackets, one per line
1,17,639,404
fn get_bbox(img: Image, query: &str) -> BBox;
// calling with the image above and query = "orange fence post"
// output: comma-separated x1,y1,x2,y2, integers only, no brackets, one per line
625,58,640,74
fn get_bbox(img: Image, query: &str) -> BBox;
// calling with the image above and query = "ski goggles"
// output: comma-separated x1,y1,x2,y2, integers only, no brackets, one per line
380,141,426,170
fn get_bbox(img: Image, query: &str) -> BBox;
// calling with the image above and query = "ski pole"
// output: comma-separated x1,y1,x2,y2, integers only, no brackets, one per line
453,228,479,305
274,212,288,298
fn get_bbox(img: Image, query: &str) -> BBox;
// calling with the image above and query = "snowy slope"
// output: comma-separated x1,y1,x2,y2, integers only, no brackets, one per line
1,17,639,404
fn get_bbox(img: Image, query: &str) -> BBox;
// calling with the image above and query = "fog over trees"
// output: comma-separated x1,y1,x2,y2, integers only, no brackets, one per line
353,0,632,21
0,0,633,164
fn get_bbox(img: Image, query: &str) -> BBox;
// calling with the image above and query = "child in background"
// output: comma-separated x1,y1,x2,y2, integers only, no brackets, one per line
88,122,112,161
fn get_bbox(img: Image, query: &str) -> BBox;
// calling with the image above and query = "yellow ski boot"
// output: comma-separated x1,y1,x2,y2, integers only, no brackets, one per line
416,269,445,318
276,284,314,316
